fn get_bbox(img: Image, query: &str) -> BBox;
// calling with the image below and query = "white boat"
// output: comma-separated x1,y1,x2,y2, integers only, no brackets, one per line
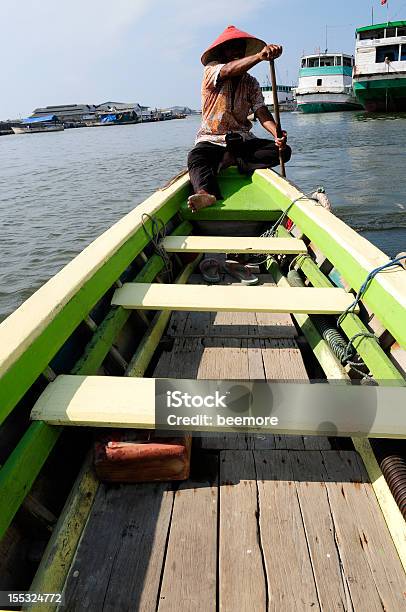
260,83,296,111
294,53,362,113
353,20,406,112
12,114,64,134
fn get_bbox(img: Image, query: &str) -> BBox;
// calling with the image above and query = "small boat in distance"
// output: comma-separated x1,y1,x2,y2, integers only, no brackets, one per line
353,21,406,112
12,114,64,134
261,82,296,112
294,52,362,113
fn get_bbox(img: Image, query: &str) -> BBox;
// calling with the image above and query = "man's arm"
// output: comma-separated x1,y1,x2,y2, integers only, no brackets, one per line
255,106,287,149
219,44,282,80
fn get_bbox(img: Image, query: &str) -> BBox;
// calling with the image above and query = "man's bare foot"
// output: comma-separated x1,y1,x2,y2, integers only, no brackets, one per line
187,192,216,213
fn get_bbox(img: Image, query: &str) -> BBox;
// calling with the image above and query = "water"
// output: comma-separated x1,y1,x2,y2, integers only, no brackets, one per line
0,113,405,321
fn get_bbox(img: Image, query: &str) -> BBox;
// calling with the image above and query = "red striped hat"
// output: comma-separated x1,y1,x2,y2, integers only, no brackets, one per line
201,25,266,66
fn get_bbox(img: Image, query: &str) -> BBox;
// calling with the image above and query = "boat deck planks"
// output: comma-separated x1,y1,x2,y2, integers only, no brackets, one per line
63,483,174,611
61,449,406,611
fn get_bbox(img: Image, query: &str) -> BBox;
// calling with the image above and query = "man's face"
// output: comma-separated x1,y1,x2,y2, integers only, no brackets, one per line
221,39,246,61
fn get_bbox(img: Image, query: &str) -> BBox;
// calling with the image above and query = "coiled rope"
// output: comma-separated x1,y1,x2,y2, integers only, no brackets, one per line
141,213,173,282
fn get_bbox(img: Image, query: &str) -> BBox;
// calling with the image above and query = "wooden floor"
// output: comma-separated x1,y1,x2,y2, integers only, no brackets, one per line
61,273,406,611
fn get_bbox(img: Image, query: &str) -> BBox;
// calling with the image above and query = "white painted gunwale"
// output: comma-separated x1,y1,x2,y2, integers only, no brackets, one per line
256,169,406,310
0,174,190,379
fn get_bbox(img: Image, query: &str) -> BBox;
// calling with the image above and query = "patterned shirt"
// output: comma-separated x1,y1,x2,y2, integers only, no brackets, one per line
195,61,266,146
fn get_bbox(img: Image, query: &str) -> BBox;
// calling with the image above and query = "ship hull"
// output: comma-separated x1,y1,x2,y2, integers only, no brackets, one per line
354,77,406,112
296,92,362,113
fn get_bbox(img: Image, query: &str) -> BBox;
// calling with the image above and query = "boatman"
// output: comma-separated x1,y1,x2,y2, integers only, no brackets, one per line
187,25,291,212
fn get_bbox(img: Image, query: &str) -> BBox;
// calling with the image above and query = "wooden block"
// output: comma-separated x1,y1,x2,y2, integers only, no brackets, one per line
162,235,307,254
112,283,358,315
94,431,191,483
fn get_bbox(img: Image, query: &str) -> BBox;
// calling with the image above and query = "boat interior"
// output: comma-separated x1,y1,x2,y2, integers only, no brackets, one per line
0,167,405,610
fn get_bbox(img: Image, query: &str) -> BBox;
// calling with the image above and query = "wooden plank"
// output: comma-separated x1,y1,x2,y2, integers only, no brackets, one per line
31,375,156,428
167,276,297,339
253,451,320,610
255,168,406,349
219,450,267,611
158,476,218,611
321,450,406,610
31,375,406,438
261,337,309,380
289,450,352,609
112,283,357,315
162,235,307,254
63,482,173,611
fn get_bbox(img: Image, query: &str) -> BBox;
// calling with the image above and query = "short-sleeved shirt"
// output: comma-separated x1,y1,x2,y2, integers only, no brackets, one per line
195,61,266,146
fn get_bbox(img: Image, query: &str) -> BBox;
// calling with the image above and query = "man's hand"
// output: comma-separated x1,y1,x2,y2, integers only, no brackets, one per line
257,44,283,62
275,130,288,150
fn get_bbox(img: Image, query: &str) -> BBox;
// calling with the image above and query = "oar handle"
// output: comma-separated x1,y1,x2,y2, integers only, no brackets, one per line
269,59,286,177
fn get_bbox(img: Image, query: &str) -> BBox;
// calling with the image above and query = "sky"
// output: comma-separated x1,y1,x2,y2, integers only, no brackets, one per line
1,0,406,120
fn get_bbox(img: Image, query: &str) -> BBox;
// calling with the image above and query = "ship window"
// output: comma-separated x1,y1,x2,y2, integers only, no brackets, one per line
317,78,322,86
376,44,399,62
401,45,406,60
335,56,342,65
343,57,353,66
398,28,406,36
385,28,396,38
360,28,385,40
308,58,320,67
301,59,306,67
320,56,334,66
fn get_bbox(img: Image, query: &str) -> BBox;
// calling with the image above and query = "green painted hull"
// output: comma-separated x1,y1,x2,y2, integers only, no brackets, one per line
299,102,363,113
354,78,406,112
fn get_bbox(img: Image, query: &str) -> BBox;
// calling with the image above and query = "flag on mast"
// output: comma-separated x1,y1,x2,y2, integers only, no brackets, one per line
381,0,387,5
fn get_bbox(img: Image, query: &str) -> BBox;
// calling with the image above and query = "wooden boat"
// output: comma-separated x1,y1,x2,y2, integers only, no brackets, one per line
1,166,406,610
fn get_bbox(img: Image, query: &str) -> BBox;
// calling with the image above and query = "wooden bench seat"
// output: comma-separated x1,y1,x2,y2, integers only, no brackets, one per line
161,235,307,254
30,374,406,437
111,283,357,315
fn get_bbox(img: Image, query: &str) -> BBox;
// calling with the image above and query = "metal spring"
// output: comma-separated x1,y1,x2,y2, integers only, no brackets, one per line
287,270,348,362
380,455,406,519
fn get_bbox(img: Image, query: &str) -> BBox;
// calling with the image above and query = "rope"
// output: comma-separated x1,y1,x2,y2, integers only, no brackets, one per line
288,253,312,271
335,254,406,380
141,213,173,282
337,254,406,327
261,187,325,239
247,187,328,265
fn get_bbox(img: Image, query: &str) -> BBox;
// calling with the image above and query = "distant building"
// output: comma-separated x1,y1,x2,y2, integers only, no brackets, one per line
31,104,97,126
96,101,158,122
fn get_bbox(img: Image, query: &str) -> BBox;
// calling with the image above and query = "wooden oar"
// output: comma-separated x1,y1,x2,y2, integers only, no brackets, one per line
269,59,286,177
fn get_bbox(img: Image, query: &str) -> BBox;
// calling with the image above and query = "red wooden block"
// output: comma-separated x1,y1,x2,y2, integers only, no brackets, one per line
94,430,191,483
